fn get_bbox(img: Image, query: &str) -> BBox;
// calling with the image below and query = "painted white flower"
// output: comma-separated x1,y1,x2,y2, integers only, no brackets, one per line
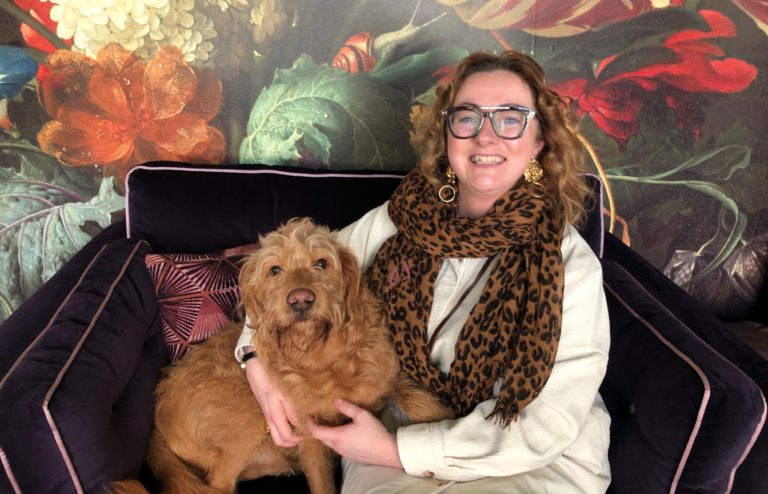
192,0,289,78
46,0,217,65
250,0,287,44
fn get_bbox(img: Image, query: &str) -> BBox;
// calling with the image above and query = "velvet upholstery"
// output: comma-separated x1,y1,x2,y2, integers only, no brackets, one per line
125,163,406,253
601,234,768,493
600,261,765,493
0,238,167,493
1,161,765,494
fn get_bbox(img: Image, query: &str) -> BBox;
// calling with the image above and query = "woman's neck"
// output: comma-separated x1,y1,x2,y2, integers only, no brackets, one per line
457,196,494,219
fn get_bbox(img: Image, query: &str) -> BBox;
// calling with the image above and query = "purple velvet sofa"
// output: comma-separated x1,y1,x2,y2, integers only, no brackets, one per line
1,162,766,494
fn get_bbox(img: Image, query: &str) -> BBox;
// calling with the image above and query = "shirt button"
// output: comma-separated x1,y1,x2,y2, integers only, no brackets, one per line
423,471,435,478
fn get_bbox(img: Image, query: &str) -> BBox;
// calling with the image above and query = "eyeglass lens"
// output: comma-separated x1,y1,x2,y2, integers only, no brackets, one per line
448,107,530,139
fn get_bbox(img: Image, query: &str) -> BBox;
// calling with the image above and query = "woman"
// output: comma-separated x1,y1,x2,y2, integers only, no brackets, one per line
237,50,611,493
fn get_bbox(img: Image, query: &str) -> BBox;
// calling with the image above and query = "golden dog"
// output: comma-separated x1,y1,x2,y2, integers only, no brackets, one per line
112,218,452,494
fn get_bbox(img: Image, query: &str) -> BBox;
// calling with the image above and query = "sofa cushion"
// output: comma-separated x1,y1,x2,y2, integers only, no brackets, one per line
145,243,258,360
0,222,127,380
125,162,406,253
602,233,768,493
0,239,167,493
600,260,766,494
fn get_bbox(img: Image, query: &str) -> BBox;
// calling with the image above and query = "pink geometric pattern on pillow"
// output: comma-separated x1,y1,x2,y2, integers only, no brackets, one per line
145,243,259,360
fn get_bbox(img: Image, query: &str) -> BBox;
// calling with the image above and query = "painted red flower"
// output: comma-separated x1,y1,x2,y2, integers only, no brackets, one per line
37,43,225,181
439,0,685,35
550,10,757,146
14,0,72,52
732,0,768,35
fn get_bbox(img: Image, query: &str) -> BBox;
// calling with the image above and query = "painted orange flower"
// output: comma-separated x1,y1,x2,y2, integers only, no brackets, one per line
37,43,225,181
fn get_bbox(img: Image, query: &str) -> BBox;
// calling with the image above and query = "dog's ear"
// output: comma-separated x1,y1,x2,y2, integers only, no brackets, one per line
238,251,264,322
338,245,363,303
338,244,369,346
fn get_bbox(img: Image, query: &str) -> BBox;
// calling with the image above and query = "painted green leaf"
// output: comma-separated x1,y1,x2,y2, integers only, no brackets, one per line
0,148,101,197
239,54,416,170
0,167,124,323
606,144,749,282
372,47,468,88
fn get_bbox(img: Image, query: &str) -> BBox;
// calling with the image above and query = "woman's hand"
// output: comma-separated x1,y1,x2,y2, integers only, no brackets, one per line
307,398,403,469
244,357,302,447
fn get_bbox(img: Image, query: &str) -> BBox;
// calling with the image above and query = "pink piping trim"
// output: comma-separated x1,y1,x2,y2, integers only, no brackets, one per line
123,165,405,239
0,448,22,494
0,241,112,490
604,282,709,494
605,263,767,493
582,172,605,258
0,242,118,491
42,240,148,494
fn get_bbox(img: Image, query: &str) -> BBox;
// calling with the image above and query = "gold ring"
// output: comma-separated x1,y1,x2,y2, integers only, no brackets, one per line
265,424,271,435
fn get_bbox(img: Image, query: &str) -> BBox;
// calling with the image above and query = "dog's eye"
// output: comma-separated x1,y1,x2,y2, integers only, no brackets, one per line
314,258,328,270
270,265,281,276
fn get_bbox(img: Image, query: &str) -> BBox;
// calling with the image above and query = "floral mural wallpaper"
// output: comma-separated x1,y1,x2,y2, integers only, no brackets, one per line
0,0,766,325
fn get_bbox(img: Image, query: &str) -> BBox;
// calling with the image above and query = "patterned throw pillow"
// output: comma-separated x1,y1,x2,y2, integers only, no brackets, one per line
145,243,259,360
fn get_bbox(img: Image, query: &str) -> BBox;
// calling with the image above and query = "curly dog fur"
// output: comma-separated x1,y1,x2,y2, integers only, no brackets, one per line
112,218,451,494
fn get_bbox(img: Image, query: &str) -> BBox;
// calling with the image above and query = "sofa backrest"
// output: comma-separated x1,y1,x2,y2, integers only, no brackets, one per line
125,162,605,256
125,162,406,253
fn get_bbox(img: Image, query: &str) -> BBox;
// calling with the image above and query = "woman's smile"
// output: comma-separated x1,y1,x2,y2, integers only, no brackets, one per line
470,154,505,165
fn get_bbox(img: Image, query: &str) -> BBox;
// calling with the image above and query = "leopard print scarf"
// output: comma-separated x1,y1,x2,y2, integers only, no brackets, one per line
367,168,564,426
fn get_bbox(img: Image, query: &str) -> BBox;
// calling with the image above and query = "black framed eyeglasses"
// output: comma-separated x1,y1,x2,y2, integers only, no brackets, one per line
442,104,537,140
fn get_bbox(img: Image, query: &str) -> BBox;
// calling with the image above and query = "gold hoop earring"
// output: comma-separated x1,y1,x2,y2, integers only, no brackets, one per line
524,158,545,198
438,166,457,203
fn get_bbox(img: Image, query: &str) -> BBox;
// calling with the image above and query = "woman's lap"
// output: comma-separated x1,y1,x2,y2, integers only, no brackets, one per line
341,455,610,494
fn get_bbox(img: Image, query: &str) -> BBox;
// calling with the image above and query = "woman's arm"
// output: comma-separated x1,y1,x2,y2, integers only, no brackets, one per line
244,352,303,447
235,317,302,446
307,398,403,469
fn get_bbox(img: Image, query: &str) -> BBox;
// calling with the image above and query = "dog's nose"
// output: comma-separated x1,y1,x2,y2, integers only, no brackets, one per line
287,288,315,313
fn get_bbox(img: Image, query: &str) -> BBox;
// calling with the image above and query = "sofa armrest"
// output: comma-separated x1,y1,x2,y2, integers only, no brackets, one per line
0,222,126,378
603,233,768,493
0,237,168,493
600,259,766,494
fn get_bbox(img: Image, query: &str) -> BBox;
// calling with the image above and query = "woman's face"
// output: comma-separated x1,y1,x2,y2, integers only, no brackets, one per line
446,70,544,218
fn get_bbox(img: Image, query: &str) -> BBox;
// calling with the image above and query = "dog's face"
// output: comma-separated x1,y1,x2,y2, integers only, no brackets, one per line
239,218,367,357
